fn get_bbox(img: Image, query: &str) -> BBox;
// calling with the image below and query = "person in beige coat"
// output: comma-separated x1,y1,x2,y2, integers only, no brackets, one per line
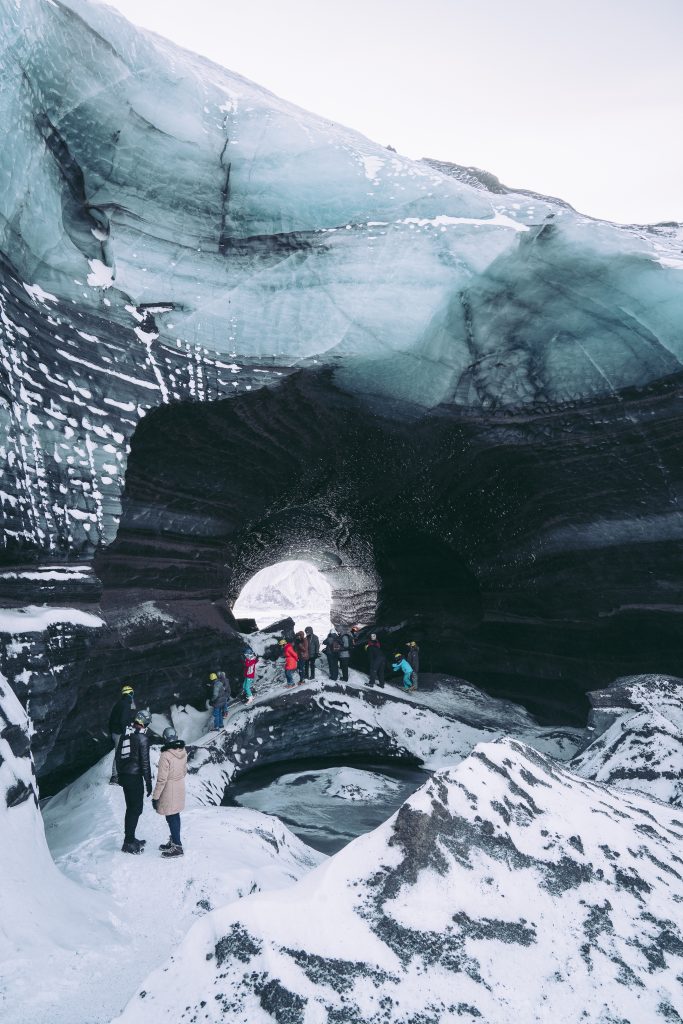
152,726,187,858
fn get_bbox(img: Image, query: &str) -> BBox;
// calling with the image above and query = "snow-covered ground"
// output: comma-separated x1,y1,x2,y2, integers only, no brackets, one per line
113,738,683,1024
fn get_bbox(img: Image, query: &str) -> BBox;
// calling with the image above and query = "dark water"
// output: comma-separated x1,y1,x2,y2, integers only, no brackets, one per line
223,756,431,854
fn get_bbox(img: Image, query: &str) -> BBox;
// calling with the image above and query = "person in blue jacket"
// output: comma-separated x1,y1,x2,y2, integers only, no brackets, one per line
391,653,415,690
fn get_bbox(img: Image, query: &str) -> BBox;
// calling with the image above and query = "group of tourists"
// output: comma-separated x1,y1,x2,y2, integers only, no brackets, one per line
107,630,421,855
108,686,187,858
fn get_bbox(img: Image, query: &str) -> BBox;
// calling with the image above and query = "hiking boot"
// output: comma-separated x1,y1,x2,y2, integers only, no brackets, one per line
109,776,119,785
159,839,174,851
121,841,143,855
161,843,184,858
134,838,146,849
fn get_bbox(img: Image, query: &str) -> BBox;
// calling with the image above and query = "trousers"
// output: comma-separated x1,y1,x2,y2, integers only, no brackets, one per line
166,812,181,846
120,774,144,843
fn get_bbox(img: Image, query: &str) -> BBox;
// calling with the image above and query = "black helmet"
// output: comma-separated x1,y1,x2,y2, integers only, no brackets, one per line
134,709,152,728
162,726,178,742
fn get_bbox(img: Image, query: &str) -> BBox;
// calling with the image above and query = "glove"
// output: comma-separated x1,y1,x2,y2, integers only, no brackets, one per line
152,798,159,811
146,786,152,798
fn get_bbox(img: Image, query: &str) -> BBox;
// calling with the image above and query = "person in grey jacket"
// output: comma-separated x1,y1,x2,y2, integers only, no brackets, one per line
406,641,420,690
304,625,320,679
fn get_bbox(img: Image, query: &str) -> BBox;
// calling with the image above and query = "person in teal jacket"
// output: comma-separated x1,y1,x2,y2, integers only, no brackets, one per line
392,654,414,690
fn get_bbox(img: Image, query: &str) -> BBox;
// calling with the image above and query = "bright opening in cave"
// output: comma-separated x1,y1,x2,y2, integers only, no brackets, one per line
233,559,334,638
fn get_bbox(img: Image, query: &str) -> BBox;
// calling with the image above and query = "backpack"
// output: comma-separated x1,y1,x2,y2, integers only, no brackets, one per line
332,637,341,653
115,726,136,771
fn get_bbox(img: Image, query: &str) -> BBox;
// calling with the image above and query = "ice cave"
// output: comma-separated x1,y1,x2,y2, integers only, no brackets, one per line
1,0,683,1022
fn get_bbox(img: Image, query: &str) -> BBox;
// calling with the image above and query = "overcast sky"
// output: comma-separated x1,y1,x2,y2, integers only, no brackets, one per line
105,0,682,224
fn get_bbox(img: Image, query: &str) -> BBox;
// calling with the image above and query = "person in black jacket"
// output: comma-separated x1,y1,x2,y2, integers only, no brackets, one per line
365,634,385,688
406,641,420,690
116,709,153,854
304,626,320,679
108,685,136,784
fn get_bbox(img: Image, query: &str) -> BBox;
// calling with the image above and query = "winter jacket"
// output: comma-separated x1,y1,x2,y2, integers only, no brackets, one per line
366,641,385,667
210,679,228,708
116,727,152,790
305,631,320,658
283,642,298,671
296,635,309,660
108,693,135,737
339,632,352,659
244,655,258,679
152,740,187,816
392,657,413,678
323,632,341,654
406,647,420,673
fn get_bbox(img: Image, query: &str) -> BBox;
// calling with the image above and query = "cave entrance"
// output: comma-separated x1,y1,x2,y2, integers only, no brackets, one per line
233,559,333,638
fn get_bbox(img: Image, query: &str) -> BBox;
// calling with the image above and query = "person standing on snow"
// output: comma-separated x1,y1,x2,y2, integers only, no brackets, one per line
323,629,341,680
365,634,386,688
152,726,187,858
243,647,258,705
405,641,420,690
108,684,136,785
304,625,319,679
115,709,153,854
338,627,355,682
208,672,228,729
216,670,231,718
295,630,309,683
280,638,299,687
391,653,415,691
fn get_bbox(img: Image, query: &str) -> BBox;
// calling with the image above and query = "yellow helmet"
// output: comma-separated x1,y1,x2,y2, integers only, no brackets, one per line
278,639,287,646
407,641,417,647
209,672,218,681
121,685,134,695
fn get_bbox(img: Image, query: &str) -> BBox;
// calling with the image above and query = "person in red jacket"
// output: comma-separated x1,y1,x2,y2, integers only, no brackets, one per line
243,647,258,705
279,638,299,688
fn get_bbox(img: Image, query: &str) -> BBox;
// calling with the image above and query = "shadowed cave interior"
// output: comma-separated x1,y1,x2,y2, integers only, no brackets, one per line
95,367,683,737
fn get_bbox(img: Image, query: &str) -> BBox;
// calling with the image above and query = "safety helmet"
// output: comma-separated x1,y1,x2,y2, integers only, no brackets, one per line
209,672,218,681
278,638,287,646
407,641,417,647
134,709,152,728
162,726,178,742
121,685,134,694
394,652,402,659
370,633,377,640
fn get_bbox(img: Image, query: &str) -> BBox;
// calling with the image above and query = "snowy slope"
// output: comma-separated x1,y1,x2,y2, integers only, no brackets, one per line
114,738,683,1024
571,674,683,806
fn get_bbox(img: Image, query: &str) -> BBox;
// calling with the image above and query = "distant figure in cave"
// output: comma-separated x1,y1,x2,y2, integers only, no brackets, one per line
323,629,341,680
216,670,231,717
108,684,136,785
208,672,229,728
365,634,386,688
243,646,258,704
295,630,309,683
338,627,355,681
115,709,152,854
304,625,319,678
152,726,187,858
391,653,415,691
405,641,420,690
280,637,299,687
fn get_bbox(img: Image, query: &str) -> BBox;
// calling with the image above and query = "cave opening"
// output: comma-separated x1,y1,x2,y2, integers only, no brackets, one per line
232,559,333,637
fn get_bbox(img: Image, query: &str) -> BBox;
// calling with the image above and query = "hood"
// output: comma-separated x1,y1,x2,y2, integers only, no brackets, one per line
162,740,186,753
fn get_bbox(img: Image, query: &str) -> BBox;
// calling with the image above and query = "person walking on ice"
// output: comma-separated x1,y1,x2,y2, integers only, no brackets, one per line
279,638,299,687
115,709,153,854
152,726,187,858
365,634,385,688
392,653,415,691
304,625,319,678
243,646,258,704
405,641,420,690
208,672,228,728
323,629,341,680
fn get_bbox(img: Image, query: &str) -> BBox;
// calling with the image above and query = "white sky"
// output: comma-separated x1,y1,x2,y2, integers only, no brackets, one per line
105,0,682,224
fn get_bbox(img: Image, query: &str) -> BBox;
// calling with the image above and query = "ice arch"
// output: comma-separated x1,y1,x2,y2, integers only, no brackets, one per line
233,560,333,638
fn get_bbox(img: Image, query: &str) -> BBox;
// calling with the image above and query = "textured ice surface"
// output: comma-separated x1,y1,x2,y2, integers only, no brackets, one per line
115,738,683,1024
2,0,683,566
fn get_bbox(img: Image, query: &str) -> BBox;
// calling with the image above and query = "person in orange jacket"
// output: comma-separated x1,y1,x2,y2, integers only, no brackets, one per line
279,638,299,688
